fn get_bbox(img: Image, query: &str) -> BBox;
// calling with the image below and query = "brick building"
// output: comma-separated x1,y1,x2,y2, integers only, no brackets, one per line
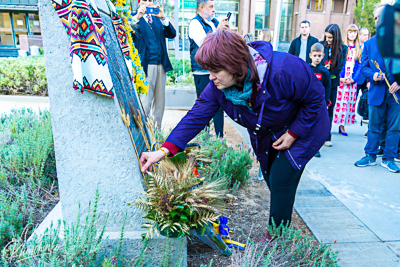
177,0,357,52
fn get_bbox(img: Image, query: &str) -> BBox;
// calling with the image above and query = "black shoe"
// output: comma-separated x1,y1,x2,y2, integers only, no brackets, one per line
395,154,400,162
314,151,321,158
364,132,368,138
377,147,384,157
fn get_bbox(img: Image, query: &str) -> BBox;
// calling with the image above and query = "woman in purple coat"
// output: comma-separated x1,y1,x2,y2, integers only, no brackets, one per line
140,30,330,227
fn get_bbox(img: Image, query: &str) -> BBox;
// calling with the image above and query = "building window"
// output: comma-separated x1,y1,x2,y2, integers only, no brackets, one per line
0,11,40,48
306,0,311,10
28,13,41,34
315,0,323,11
214,0,240,30
280,0,294,42
12,12,28,47
255,0,270,40
0,12,13,46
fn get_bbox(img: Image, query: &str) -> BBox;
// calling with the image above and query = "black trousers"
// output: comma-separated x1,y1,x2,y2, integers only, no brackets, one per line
194,74,224,137
326,87,338,141
262,148,305,227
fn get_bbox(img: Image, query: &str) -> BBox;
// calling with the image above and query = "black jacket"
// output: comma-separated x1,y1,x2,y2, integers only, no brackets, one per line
320,41,347,89
132,14,176,75
288,35,319,64
309,63,331,106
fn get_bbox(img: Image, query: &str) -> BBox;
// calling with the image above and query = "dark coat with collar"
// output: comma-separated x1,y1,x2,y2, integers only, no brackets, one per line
165,41,330,173
132,13,176,75
361,35,399,106
288,35,319,64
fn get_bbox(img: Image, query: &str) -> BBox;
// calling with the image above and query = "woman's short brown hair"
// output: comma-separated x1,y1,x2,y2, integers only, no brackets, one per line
195,30,258,84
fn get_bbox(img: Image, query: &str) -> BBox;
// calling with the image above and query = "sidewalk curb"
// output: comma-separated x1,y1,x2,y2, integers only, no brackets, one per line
0,95,49,103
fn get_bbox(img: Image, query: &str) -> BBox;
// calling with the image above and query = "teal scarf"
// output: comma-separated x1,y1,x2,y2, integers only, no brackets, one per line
222,70,253,110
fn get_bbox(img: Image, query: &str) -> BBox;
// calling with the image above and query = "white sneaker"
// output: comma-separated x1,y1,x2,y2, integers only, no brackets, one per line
324,141,333,147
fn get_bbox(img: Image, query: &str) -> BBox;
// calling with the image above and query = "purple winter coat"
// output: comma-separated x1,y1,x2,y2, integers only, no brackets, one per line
166,41,330,173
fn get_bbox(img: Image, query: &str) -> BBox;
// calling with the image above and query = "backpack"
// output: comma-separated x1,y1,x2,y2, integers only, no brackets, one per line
357,89,369,119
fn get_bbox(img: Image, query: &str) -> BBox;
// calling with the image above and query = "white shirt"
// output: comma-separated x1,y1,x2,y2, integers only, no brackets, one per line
188,18,217,75
131,13,170,27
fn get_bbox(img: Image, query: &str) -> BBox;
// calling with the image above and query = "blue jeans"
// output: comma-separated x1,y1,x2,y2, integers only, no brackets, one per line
365,92,400,161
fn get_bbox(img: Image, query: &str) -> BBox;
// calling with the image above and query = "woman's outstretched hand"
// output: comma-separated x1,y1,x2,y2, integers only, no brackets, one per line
140,150,165,173
272,132,296,150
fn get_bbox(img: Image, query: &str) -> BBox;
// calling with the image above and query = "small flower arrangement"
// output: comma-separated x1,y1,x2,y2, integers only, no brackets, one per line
324,59,332,66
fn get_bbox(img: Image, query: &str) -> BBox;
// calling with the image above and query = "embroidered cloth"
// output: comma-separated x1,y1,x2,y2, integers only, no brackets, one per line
52,0,114,97
333,45,358,125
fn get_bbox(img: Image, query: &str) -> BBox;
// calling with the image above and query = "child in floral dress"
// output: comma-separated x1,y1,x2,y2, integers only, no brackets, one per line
333,24,362,135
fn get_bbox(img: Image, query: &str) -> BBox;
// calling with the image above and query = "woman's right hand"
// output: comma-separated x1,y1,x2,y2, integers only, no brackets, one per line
140,150,166,173
325,64,330,70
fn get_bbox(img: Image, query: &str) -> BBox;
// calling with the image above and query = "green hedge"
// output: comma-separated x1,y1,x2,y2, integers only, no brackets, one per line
167,59,194,86
0,56,47,96
0,56,193,96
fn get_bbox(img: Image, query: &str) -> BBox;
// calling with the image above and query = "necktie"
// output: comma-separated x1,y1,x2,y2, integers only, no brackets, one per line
147,15,152,26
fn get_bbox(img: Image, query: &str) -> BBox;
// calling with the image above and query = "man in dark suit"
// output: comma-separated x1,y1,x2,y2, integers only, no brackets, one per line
355,4,400,173
131,0,176,127
288,20,319,64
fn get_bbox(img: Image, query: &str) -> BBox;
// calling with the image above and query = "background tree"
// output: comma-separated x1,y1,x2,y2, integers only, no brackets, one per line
354,0,380,36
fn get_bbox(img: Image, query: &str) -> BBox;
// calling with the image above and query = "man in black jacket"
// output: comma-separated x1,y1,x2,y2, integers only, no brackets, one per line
131,0,176,128
288,20,318,64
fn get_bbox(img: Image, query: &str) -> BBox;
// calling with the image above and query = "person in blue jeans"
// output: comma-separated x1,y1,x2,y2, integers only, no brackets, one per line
355,4,400,173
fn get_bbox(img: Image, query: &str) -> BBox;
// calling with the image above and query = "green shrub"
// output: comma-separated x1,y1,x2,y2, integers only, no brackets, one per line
232,224,338,266
0,56,47,96
1,191,107,266
167,59,195,86
196,131,253,190
0,108,57,251
0,192,34,250
203,224,338,267
0,108,56,194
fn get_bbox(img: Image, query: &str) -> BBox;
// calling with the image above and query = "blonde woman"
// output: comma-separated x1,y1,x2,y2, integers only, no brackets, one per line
333,24,362,135
259,28,272,42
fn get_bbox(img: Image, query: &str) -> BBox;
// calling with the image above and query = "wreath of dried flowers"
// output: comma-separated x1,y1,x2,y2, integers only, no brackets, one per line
133,156,228,240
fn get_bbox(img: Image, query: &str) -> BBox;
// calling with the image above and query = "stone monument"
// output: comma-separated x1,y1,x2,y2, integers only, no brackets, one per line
37,0,186,264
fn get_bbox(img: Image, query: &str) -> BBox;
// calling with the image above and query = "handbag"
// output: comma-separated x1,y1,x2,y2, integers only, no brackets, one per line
357,89,369,120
